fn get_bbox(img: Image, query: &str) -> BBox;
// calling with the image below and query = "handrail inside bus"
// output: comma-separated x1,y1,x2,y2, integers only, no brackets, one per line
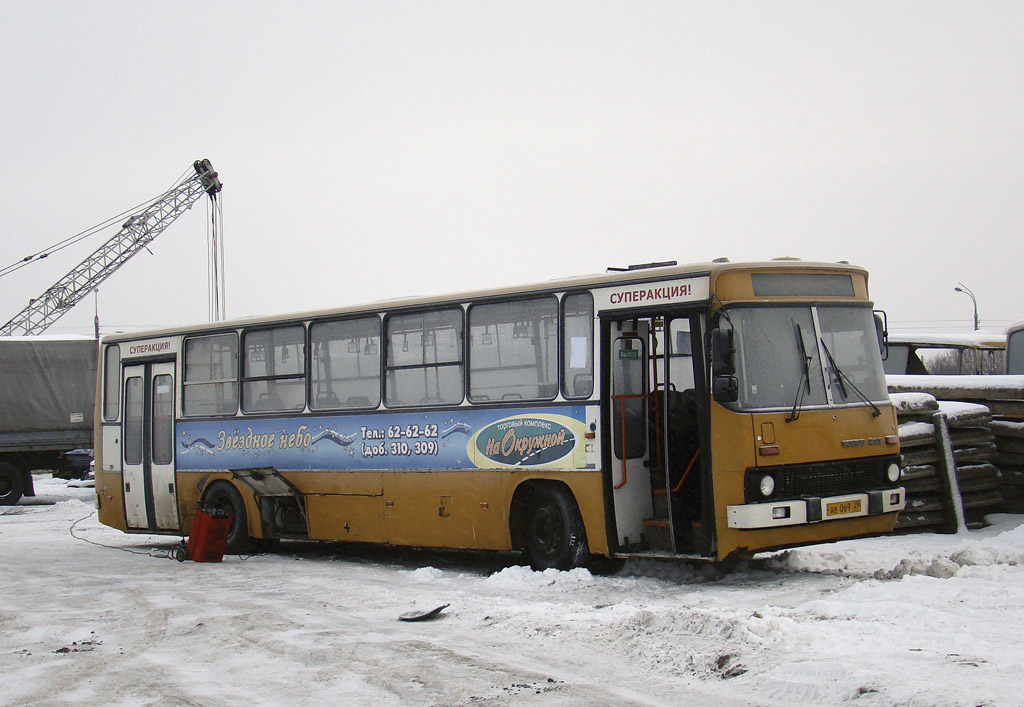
612,392,647,490
672,448,701,494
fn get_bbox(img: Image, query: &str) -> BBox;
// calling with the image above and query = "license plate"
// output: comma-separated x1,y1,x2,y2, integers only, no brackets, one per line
826,499,862,516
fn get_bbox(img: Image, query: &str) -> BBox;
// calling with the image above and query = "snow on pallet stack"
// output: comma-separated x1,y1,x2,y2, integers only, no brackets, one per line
889,392,1002,533
888,374,1024,530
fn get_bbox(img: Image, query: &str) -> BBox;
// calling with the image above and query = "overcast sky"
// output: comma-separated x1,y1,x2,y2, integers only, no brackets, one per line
1,2,1021,337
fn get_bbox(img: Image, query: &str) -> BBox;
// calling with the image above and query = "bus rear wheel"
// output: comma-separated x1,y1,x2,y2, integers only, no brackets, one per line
524,484,588,571
202,481,256,555
0,462,24,506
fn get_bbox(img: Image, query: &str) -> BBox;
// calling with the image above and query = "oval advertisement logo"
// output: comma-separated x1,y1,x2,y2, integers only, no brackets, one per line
470,414,577,467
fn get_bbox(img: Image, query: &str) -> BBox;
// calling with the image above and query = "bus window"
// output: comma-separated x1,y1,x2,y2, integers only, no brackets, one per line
612,335,647,459
183,333,239,416
1009,325,1024,374
469,297,557,402
978,348,1005,374
242,326,306,412
152,374,174,465
882,344,914,375
310,316,381,409
732,307,827,410
123,376,144,465
103,344,121,421
385,309,464,407
817,307,888,403
562,292,594,398
667,318,696,391
919,347,965,374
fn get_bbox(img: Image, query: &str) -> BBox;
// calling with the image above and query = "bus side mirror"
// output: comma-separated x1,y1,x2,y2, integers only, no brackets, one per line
873,310,888,356
711,327,735,376
711,327,738,403
713,375,738,403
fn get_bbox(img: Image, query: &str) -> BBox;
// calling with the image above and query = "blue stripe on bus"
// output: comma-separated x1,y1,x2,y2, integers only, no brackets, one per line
176,406,589,471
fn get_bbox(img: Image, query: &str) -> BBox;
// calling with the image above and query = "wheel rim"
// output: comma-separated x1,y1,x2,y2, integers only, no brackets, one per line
207,489,239,538
530,504,564,560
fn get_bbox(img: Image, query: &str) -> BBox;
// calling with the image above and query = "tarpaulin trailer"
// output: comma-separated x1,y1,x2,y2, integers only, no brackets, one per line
0,337,96,504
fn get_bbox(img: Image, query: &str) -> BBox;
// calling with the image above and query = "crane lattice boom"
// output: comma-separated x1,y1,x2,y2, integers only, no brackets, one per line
1,159,221,336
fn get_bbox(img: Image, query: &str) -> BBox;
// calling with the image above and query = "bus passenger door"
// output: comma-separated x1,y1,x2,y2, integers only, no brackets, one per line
607,320,653,549
662,315,706,554
122,361,180,532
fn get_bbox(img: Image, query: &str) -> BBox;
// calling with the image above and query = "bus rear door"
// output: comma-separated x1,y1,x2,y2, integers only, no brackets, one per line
122,361,180,532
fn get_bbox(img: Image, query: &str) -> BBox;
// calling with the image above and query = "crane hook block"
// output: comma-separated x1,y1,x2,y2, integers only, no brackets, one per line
193,159,222,195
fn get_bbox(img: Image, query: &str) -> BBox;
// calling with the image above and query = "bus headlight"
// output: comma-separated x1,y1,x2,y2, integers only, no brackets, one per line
887,463,901,483
759,474,776,497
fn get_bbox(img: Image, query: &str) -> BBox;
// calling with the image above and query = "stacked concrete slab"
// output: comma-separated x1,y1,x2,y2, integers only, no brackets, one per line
889,374,1024,521
891,392,1002,532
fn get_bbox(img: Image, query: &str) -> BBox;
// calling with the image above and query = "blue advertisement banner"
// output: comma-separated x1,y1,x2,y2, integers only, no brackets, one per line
177,406,589,472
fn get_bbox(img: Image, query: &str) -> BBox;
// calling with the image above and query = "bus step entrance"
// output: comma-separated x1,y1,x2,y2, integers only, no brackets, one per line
641,517,673,551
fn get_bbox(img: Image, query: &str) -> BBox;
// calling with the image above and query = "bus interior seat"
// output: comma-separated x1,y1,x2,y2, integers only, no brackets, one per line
346,395,372,407
572,374,593,397
252,393,283,412
315,391,341,408
665,387,696,414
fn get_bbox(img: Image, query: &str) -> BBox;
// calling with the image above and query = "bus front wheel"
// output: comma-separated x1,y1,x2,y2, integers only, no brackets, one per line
524,484,588,571
201,481,256,555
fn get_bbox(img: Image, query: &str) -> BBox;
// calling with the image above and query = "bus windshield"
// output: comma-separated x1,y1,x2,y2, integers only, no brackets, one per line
731,305,888,411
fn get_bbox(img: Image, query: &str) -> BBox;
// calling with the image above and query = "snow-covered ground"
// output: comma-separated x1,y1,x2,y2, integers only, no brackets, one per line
3,475,1024,706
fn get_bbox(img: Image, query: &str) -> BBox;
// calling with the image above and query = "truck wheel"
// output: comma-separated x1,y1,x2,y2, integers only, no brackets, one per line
0,462,24,506
524,484,589,571
202,481,256,554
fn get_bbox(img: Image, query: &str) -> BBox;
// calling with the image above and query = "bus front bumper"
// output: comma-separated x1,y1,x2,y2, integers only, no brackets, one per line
727,488,905,529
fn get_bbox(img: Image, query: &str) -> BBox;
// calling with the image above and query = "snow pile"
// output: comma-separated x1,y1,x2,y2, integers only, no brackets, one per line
773,514,1024,577
482,564,595,589
3,478,1024,705
405,566,444,582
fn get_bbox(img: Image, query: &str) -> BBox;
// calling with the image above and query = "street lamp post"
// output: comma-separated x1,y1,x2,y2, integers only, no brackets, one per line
954,282,979,331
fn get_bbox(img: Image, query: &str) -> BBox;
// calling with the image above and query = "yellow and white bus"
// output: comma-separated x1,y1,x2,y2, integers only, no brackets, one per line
94,259,905,569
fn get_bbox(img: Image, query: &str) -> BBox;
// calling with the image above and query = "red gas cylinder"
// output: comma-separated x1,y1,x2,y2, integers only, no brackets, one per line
183,503,232,562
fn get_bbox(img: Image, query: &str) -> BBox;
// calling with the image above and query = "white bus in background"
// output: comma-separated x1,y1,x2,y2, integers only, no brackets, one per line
882,331,1006,376
1007,321,1024,375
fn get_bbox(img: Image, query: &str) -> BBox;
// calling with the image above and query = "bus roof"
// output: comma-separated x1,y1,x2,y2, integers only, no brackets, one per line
102,258,869,344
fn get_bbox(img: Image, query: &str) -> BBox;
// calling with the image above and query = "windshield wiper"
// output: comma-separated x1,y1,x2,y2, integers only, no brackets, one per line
786,324,813,423
820,338,881,417
821,340,848,399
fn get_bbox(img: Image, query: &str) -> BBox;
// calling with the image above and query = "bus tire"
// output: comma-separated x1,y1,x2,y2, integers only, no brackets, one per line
524,484,588,571
0,462,24,506
202,481,256,555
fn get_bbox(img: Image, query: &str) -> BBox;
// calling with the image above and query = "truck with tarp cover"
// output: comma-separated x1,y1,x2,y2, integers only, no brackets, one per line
0,337,97,504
